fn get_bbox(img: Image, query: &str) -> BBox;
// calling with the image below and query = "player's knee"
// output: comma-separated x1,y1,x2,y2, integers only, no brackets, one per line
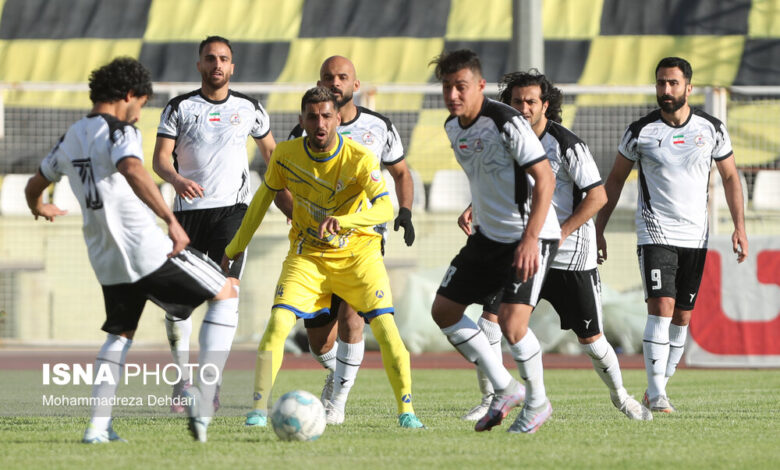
431,295,464,328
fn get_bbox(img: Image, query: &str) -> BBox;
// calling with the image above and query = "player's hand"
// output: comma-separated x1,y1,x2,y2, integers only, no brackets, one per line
596,232,608,264
732,229,748,263
513,236,540,283
220,253,236,273
32,203,67,222
393,207,415,246
166,220,190,258
457,205,473,236
173,176,204,202
318,216,341,239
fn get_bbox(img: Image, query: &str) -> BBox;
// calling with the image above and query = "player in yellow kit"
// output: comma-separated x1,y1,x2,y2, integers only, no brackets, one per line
223,86,422,428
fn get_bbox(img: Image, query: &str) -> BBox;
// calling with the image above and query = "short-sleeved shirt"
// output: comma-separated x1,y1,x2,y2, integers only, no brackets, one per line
541,120,603,270
157,89,271,211
288,106,404,166
40,113,172,285
263,134,390,256
618,108,733,248
444,98,561,243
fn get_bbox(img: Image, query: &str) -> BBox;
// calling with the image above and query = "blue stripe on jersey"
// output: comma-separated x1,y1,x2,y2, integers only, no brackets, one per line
304,133,343,162
272,304,331,319
370,192,389,203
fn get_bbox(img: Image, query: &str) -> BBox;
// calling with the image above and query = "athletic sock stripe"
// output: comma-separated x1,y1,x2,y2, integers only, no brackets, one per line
669,344,685,349
96,357,123,367
514,348,541,363
336,358,362,367
642,339,670,346
449,330,483,348
203,319,237,328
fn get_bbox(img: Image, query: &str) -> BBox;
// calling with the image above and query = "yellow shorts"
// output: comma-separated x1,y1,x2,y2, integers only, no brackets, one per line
272,240,393,321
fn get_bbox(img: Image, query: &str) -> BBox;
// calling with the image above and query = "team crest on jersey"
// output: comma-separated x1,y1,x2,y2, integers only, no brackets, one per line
230,113,240,125
474,138,484,152
370,170,381,182
695,134,705,147
362,132,375,145
375,290,384,298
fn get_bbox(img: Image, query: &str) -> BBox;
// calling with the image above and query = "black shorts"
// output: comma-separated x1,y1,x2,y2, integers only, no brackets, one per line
437,229,558,307
483,268,604,339
175,204,247,278
637,244,707,310
100,248,225,334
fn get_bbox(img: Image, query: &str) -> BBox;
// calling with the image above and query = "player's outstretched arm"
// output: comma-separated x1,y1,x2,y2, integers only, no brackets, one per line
24,172,67,221
334,194,394,230
716,156,748,263
224,182,276,260
118,157,189,256
386,160,415,245
515,158,556,282
152,136,204,201
595,153,634,263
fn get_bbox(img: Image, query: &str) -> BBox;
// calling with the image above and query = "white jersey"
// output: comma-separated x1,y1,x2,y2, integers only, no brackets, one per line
157,89,271,211
542,121,602,271
39,114,173,285
288,105,404,166
618,108,733,248
444,98,561,243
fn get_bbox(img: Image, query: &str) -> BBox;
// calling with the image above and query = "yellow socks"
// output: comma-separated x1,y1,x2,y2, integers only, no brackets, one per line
369,313,414,415
252,308,297,411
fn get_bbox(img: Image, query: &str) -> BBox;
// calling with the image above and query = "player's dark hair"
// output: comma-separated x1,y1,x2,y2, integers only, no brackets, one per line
655,57,692,83
498,69,563,123
88,57,153,104
199,35,233,56
301,86,338,112
430,49,483,80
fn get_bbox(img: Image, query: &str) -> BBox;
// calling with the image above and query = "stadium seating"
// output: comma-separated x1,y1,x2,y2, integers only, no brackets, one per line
752,170,780,211
52,176,82,215
0,173,41,215
427,169,471,213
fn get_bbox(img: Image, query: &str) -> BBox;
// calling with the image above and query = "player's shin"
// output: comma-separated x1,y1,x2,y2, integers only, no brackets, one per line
509,329,547,407
196,297,239,419
370,313,414,414
581,335,627,402
665,323,688,387
89,334,132,431
441,315,514,391
330,339,365,414
477,316,502,398
253,308,297,411
643,315,672,398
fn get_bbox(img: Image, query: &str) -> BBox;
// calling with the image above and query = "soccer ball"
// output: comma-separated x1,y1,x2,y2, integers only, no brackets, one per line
270,390,326,441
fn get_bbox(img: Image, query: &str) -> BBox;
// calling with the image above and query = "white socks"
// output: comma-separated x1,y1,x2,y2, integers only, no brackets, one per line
89,334,132,430
313,343,337,373
643,315,672,398
509,329,546,407
441,315,513,391
331,340,364,409
165,313,193,384
476,316,502,397
665,323,688,387
197,297,239,416
580,335,627,403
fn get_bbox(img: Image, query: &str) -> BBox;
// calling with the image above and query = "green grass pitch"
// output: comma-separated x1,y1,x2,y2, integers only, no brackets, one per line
1,368,779,469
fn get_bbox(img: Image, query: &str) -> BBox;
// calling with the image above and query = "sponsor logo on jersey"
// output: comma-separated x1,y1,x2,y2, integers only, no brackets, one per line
673,134,685,144
362,132,374,145
375,289,384,298
695,134,705,147
370,169,381,182
230,113,240,125
458,137,468,149
208,112,221,122
474,138,484,152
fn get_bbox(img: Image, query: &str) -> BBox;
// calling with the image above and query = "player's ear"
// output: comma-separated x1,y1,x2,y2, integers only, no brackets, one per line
353,78,360,92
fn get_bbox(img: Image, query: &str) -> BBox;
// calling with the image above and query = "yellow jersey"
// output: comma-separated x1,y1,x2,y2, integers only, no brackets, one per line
226,134,393,258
